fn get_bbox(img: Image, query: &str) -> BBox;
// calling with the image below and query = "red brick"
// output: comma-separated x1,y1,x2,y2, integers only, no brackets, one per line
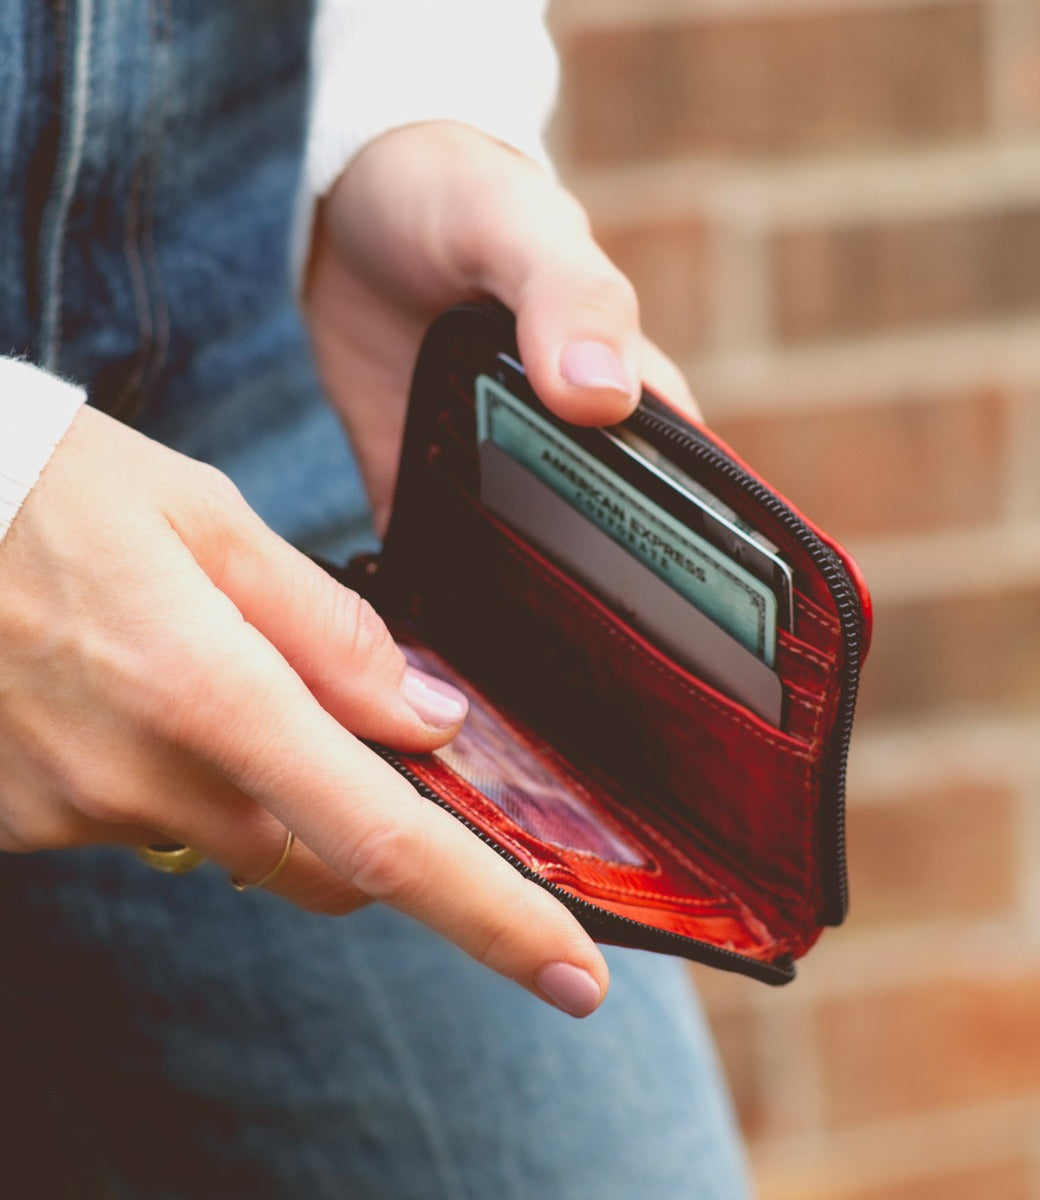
771,204,1040,344
992,0,1040,134
818,973,1040,1124
845,780,1017,927
597,219,712,361
855,583,1040,722
555,4,985,165
1006,385,1040,519
826,1163,1035,1200
711,388,1008,541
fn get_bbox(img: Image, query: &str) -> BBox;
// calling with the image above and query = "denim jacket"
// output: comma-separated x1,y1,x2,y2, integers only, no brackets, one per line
0,0,555,540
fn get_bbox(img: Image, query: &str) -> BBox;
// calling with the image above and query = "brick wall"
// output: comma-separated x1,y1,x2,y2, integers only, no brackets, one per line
548,1,1040,1196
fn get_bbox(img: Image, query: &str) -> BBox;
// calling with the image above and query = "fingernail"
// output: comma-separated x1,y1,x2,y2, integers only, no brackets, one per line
560,341,631,396
535,961,602,1018
400,667,468,729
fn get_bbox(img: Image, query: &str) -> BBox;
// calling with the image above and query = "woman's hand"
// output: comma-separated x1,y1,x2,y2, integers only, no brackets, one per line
303,120,698,532
0,405,607,1017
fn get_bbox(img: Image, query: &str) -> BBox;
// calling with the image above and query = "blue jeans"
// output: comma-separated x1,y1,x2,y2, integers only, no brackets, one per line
0,3,752,1195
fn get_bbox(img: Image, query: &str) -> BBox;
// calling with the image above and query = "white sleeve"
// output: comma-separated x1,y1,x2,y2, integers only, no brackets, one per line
0,358,85,543
293,0,560,279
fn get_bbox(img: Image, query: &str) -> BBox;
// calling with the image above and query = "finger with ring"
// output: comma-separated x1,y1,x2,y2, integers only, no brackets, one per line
136,843,207,874
231,830,296,892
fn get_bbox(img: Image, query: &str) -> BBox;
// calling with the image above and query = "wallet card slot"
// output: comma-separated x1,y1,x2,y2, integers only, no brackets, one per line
775,627,835,694
782,678,829,745
792,590,843,658
437,467,809,746
394,472,825,924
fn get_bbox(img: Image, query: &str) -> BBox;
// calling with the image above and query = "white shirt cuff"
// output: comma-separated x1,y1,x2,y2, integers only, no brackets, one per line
292,0,559,287
0,359,85,542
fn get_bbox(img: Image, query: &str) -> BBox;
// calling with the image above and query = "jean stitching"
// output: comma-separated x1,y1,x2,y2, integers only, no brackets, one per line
134,0,172,412
109,160,152,416
110,0,171,421
39,0,95,371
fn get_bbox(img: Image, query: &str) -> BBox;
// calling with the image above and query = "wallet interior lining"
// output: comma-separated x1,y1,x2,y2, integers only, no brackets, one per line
378,460,839,952
392,644,780,960
400,642,654,870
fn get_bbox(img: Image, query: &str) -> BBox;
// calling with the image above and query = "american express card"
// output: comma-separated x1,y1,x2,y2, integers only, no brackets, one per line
477,441,784,723
606,427,794,632
476,374,778,665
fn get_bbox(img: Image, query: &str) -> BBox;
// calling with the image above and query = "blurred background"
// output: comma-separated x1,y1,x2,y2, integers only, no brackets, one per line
547,1,1040,1196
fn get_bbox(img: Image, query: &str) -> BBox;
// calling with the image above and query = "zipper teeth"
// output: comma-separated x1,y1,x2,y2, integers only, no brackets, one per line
633,405,863,917
375,748,790,981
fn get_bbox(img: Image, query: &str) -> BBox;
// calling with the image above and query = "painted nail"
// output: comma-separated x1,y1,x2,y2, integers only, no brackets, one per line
400,667,468,729
535,961,602,1018
560,340,631,396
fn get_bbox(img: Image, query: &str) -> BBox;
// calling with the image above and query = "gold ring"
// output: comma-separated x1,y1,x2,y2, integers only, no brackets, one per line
136,843,206,874
231,830,296,893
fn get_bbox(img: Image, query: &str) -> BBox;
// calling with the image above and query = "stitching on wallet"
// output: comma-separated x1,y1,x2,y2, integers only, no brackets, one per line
786,687,826,747
791,687,826,720
789,692,823,723
544,795,783,932
615,803,787,924
780,644,834,747
795,593,840,639
780,635,834,674
549,857,727,908
488,526,813,760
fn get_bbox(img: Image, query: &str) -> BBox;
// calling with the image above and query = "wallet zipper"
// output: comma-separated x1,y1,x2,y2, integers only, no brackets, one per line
372,747,795,986
629,402,863,924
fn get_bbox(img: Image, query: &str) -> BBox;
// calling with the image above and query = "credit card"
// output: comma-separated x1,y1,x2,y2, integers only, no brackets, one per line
477,440,784,725
491,356,793,633
476,373,778,666
605,427,794,632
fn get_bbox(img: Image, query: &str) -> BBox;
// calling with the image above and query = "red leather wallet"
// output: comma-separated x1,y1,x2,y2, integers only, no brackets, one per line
335,304,871,985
